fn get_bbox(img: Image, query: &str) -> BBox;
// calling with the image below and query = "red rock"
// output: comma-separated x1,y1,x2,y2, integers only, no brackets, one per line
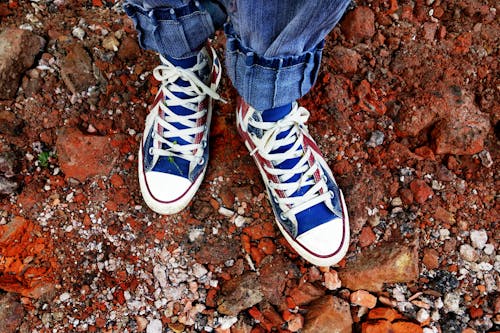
206,289,217,308
258,256,296,306
0,293,25,333
260,302,284,329
452,32,473,55
302,296,352,333
341,6,376,43
392,321,423,333
333,159,354,175
414,146,435,161
0,28,45,99
399,188,413,205
289,282,325,306
329,46,361,73
56,127,122,181
0,216,57,298
361,320,393,333
422,248,439,270
395,101,438,137
367,307,403,322
338,242,419,292
359,226,376,247
422,22,438,41
195,237,240,265
243,221,275,240
110,174,124,187
350,290,377,309
95,317,106,328
409,180,433,204
60,43,97,94
118,36,141,61
248,306,272,331
469,306,483,319
0,109,23,135
494,296,500,313
355,80,387,115
258,238,276,255
0,3,12,17
431,86,490,155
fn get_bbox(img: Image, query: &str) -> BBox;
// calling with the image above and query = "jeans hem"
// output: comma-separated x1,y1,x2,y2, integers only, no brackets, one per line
224,23,324,110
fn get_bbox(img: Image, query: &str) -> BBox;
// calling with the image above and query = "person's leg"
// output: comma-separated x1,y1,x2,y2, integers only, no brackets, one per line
223,0,351,110
124,0,226,214
124,0,226,59
224,0,352,266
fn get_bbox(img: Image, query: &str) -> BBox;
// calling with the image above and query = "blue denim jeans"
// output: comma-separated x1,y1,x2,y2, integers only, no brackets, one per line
124,0,351,109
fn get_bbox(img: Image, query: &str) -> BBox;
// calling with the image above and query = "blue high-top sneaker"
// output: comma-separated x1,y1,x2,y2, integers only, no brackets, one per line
138,47,223,214
236,99,350,266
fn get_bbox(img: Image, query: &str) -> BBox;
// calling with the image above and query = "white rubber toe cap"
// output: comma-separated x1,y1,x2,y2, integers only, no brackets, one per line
144,171,192,202
296,218,345,257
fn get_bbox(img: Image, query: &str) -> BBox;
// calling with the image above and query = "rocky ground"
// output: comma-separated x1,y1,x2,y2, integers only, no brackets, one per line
0,0,498,332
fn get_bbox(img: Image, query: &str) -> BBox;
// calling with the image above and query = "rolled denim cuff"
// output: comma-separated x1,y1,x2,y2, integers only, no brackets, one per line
224,23,324,110
123,0,215,59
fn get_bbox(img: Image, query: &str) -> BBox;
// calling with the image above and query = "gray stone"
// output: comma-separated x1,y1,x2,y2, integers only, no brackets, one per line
60,43,96,94
0,176,18,195
218,272,263,316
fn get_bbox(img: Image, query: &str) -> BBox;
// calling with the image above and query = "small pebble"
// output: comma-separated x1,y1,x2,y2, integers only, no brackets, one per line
153,264,168,288
218,207,234,217
72,26,85,40
59,292,71,302
483,244,494,255
417,308,430,323
146,319,163,333
460,244,478,262
443,292,461,313
470,230,488,249
192,263,208,278
218,316,238,329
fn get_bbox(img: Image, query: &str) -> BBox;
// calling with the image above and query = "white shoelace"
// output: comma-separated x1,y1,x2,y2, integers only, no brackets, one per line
149,55,223,164
247,104,334,219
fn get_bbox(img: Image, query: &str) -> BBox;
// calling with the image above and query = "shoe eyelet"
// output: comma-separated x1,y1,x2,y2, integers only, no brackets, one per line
148,147,154,155
198,157,205,165
328,190,334,198
202,140,207,148
279,212,287,220
322,174,328,183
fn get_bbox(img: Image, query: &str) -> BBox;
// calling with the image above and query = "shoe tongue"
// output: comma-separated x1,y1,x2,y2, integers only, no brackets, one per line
259,104,308,196
261,104,292,122
161,52,206,148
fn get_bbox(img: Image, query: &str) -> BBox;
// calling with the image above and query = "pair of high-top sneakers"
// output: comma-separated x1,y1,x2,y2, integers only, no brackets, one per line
138,46,349,266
